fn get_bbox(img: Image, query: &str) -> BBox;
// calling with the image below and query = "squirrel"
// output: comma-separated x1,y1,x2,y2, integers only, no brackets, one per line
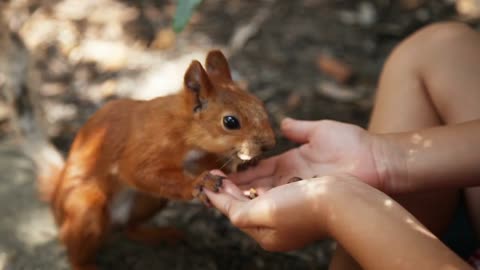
39,50,276,270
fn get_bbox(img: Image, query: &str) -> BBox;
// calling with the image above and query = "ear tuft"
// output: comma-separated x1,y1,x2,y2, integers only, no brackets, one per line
184,60,212,112
205,50,232,81
184,61,207,89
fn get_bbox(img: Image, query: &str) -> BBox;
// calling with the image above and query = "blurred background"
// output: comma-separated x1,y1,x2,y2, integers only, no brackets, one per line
0,0,479,269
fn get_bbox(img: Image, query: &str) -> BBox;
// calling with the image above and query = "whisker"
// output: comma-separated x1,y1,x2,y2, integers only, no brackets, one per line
219,158,233,170
216,148,237,162
219,154,235,170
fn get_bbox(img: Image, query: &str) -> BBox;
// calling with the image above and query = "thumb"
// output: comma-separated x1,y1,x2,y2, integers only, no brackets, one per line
205,185,270,228
221,179,250,201
281,118,317,144
205,188,254,228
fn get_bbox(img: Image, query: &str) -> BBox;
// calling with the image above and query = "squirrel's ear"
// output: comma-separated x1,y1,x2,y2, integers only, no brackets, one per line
205,50,232,81
184,60,213,112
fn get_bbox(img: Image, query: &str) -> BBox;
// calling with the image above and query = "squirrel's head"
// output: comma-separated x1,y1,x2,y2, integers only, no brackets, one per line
183,50,275,164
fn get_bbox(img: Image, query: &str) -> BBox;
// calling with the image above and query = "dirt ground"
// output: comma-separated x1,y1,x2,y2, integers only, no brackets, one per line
0,0,479,269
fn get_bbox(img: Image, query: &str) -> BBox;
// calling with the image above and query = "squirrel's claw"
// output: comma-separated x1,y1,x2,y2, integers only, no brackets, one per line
193,172,225,206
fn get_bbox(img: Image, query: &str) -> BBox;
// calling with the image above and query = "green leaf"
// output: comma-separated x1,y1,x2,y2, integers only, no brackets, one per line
173,0,203,33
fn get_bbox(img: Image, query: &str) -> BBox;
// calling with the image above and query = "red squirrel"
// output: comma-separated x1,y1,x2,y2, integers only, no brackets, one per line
41,50,275,270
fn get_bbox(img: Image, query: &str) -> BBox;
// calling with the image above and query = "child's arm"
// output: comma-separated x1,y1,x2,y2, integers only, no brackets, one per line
229,118,480,195
206,175,473,270
376,119,480,194
325,176,472,270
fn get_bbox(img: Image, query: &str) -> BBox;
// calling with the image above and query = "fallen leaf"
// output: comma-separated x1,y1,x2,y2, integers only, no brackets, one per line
316,54,353,84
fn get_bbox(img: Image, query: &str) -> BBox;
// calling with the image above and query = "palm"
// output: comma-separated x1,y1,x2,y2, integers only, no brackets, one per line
230,120,381,193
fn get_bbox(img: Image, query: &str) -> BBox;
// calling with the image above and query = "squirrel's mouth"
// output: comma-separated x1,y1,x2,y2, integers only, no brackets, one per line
237,152,253,161
235,154,260,172
233,148,262,172
236,141,260,162
232,141,269,171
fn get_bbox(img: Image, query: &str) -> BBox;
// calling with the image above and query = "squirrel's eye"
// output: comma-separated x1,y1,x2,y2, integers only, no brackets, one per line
223,116,241,130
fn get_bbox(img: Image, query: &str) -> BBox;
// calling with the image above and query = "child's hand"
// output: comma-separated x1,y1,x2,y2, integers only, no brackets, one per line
230,119,387,195
206,173,473,270
204,176,331,251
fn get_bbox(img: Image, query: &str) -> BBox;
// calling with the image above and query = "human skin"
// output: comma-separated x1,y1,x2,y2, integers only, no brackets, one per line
205,175,473,270
229,118,480,195
224,21,480,269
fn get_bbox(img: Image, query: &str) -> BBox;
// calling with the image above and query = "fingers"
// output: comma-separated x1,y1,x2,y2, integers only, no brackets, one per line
209,169,227,177
205,187,258,228
221,179,250,201
238,179,273,195
210,169,273,195
228,157,277,185
204,180,249,219
281,118,317,144
205,182,271,228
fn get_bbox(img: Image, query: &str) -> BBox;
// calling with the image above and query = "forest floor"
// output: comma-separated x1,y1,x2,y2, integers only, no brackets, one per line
0,0,479,269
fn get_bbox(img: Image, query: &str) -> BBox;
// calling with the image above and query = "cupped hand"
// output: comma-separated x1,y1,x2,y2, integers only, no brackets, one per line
230,119,384,195
205,175,332,252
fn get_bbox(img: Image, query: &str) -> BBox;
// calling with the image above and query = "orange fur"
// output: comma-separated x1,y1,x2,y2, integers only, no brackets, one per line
43,50,275,270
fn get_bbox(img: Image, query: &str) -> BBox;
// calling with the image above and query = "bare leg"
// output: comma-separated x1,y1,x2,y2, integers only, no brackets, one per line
329,244,362,270
330,22,480,269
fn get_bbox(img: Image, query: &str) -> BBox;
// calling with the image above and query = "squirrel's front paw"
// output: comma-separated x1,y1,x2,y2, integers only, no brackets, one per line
192,171,225,207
